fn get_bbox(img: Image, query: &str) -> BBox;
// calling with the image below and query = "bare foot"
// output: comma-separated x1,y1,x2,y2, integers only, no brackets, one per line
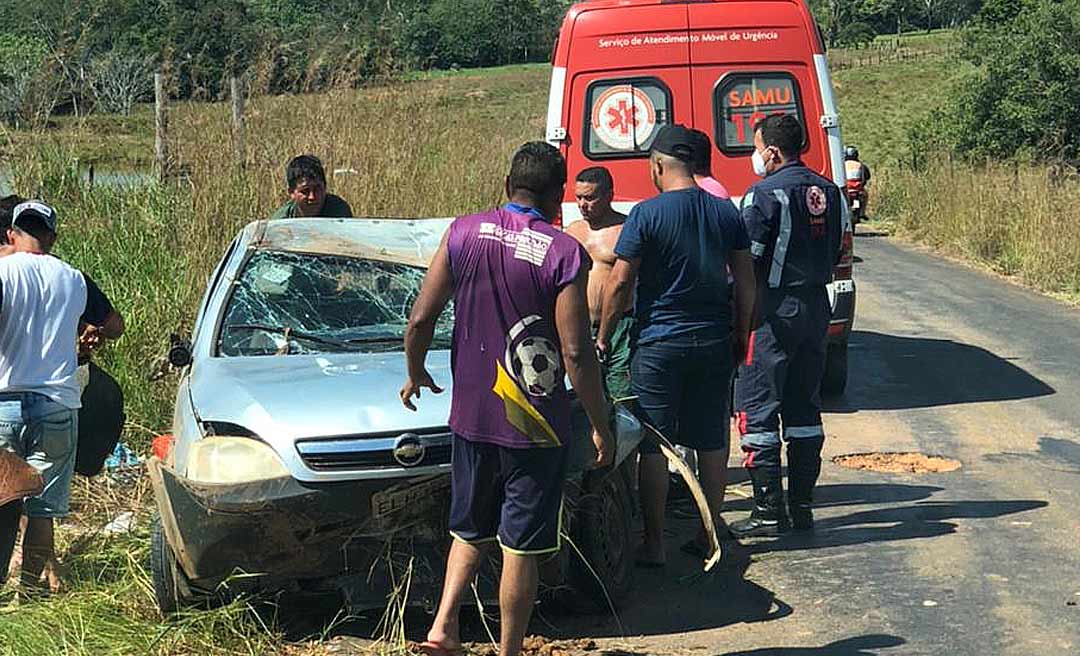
43,558,62,594
419,637,464,656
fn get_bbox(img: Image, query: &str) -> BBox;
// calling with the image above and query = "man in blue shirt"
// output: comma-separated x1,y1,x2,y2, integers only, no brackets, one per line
597,125,756,566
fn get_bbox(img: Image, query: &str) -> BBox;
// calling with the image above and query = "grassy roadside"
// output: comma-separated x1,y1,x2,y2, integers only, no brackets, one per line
830,32,1080,302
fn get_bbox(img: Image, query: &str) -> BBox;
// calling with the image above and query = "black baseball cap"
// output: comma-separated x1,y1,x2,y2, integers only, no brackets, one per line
12,201,58,233
650,124,697,163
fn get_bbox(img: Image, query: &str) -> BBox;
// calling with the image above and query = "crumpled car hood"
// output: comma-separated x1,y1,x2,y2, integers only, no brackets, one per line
189,351,453,440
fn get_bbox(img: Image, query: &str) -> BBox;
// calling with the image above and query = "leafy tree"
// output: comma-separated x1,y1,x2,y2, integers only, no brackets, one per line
944,0,1080,160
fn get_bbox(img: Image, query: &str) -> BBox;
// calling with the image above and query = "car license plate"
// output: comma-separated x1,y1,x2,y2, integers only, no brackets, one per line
852,199,861,210
371,475,450,520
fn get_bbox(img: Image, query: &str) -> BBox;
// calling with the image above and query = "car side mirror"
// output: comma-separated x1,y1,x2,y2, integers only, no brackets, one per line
168,333,193,368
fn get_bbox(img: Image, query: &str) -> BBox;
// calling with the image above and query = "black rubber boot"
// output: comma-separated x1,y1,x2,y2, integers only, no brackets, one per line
730,466,790,538
787,437,825,531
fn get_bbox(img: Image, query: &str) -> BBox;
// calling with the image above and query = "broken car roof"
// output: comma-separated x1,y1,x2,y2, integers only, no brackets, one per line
249,217,455,268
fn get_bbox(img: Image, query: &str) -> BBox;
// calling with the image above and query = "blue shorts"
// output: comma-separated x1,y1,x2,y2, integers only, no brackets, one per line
631,333,733,455
0,392,78,519
449,435,567,556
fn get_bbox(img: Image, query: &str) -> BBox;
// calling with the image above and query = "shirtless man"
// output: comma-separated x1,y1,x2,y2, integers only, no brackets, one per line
566,167,633,400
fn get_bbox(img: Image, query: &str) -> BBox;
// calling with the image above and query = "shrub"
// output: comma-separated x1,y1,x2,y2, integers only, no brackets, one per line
837,21,877,47
943,0,1080,160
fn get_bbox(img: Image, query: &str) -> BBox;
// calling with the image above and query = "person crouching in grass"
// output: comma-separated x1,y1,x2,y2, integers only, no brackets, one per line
270,155,354,219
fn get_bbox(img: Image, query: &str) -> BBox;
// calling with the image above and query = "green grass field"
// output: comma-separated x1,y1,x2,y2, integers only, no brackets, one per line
4,27,1079,655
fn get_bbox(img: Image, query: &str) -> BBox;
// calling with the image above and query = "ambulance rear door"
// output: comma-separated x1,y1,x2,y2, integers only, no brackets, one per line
687,1,828,202
559,2,692,222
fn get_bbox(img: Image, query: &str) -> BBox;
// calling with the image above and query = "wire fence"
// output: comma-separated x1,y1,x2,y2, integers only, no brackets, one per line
829,41,958,72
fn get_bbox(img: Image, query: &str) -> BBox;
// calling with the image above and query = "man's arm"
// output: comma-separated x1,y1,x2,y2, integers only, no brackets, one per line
729,250,756,364
401,232,453,411
78,275,124,357
596,257,638,352
556,266,614,469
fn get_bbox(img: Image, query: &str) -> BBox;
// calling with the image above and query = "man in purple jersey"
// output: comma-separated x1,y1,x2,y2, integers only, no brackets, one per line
402,142,614,656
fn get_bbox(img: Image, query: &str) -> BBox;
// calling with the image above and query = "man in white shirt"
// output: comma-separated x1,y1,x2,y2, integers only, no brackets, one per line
0,201,120,595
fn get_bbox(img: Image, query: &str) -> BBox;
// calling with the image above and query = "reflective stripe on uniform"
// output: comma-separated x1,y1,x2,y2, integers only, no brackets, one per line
785,425,824,440
750,241,768,257
768,189,792,288
740,191,754,211
739,431,781,448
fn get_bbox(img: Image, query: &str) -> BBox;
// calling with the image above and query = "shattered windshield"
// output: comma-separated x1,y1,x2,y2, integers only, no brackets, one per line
218,250,452,357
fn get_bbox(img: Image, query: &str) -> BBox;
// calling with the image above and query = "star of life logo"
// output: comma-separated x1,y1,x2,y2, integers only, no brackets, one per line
591,85,657,151
478,222,553,266
806,185,828,216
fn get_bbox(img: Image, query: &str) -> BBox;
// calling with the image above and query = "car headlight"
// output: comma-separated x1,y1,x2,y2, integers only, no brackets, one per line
186,436,290,484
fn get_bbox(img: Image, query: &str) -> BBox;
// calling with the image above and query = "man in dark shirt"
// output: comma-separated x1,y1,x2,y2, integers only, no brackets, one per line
269,155,353,219
598,125,756,566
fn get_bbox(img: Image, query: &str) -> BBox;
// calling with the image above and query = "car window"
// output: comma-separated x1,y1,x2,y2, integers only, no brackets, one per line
217,251,453,357
714,73,805,154
584,78,672,159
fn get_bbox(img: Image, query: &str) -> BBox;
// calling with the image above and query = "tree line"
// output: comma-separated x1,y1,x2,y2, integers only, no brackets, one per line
810,0,984,47
4,0,1076,165
0,0,571,126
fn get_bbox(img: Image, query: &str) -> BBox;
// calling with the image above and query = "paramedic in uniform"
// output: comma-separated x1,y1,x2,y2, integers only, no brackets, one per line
730,115,843,538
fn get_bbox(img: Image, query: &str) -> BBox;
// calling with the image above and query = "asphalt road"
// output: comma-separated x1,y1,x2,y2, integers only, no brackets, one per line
543,233,1080,656
320,233,1079,655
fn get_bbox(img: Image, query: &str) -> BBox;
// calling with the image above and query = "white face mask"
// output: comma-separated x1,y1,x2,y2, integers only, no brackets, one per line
752,149,770,177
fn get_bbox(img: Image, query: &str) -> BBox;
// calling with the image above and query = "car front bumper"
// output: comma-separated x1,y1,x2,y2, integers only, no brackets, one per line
147,459,450,593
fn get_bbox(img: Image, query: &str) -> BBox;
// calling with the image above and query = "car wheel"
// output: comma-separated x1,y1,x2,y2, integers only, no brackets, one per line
563,465,634,613
150,513,185,615
821,342,848,397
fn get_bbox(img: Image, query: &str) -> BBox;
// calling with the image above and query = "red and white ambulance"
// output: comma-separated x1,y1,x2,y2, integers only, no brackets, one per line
546,0,855,394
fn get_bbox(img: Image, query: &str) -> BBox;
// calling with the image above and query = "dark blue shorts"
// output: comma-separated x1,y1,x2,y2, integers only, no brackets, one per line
449,435,567,555
631,333,734,455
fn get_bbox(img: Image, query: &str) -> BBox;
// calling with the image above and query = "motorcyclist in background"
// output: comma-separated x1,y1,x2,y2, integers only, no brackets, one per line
843,146,871,223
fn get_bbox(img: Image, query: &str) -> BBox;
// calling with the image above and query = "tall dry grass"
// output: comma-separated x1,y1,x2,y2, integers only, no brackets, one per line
878,160,1080,297
8,66,552,445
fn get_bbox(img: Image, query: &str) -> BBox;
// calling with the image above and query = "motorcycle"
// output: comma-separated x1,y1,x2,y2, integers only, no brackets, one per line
845,178,867,225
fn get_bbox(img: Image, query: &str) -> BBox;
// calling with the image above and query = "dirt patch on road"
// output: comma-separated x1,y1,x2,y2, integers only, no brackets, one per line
833,452,962,473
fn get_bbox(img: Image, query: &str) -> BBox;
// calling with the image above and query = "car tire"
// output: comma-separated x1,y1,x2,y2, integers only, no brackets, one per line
562,465,634,613
821,342,848,397
150,513,185,616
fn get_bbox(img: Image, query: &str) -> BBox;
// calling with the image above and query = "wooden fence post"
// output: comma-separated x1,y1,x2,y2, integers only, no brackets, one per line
154,72,168,181
230,75,245,169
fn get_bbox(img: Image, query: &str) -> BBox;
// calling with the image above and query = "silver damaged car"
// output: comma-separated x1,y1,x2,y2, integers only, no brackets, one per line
148,218,642,614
